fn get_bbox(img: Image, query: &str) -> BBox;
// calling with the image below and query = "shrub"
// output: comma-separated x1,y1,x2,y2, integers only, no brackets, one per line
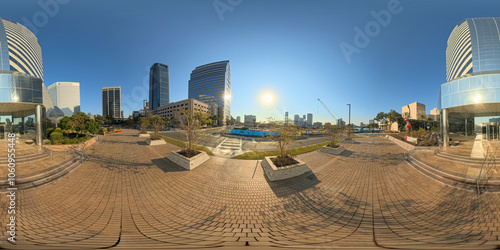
50,132,63,142
139,129,147,134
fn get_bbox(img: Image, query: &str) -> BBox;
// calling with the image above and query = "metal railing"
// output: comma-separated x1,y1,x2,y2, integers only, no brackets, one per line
477,146,497,194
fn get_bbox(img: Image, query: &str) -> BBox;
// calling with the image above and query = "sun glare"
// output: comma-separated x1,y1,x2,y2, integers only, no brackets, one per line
264,94,272,103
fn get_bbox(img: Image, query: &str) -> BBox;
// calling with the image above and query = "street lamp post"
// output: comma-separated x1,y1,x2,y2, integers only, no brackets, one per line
347,104,351,139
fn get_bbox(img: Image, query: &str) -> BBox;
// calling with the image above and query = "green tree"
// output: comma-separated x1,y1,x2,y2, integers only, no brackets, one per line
387,110,402,131
86,118,101,134
67,113,88,137
94,114,106,125
59,116,70,130
105,115,115,125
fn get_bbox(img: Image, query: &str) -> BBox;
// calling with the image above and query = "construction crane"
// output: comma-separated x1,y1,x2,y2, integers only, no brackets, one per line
317,98,340,122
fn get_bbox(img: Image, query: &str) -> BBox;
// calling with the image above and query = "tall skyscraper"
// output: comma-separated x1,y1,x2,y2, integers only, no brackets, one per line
188,61,231,125
440,17,500,145
149,63,169,110
48,82,81,116
102,87,121,118
307,113,313,126
446,18,500,82
0,18,46,143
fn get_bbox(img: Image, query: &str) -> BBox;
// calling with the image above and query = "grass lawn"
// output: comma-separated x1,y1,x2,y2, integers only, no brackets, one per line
159,135,215,156
233,141,336,160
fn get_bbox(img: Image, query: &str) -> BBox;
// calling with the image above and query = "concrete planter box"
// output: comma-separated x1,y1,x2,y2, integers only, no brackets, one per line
319,145,345,155
167,150,210,170
261,156,311,182
387,136,439,152
138,133,150,137
145,138,166,146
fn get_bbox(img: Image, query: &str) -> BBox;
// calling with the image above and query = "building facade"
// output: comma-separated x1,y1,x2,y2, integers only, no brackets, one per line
102,87,121,118
0,18,46,144
188,61,231,125
153,98,210,123
402,102,426,120
244,115,256,127
149,63,169,110
307,113,313,126
440,17,500,145
48,82,80,116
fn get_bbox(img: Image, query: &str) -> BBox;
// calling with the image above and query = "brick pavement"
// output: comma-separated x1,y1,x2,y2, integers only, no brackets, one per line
0,129,499,249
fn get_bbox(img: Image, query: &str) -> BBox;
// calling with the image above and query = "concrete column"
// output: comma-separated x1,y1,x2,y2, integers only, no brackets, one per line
442,108,449,147
35,105,43,147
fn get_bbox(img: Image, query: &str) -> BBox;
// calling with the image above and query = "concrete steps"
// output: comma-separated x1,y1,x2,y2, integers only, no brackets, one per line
405,155,500,191
0,154,85,189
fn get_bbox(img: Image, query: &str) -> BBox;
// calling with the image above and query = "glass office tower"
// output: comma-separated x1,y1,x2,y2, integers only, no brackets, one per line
102,87,121,118
149,63,169,110
188,61,231,125
0,18,46,144
440,17,500,145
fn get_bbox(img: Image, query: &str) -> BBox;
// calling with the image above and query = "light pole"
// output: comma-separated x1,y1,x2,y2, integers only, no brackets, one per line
347,104,351,139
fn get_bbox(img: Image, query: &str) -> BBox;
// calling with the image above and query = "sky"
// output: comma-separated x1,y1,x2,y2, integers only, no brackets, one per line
1,0,500,124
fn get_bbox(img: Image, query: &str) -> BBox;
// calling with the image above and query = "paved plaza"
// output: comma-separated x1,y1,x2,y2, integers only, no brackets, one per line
1,129,500,249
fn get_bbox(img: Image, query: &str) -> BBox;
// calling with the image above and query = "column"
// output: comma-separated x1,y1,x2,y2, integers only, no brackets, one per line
442,109,449,147
35,105,42,147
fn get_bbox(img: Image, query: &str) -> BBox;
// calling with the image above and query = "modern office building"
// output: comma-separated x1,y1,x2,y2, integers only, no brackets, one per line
402,102,426,120
149,63,169,110
307,113,313,126
0,18,47,145
440,17,500,145
153,98,211,123
236,116,241,124
102,87,121,118
188,61,231,125
48,82,80,116
244,115,256,127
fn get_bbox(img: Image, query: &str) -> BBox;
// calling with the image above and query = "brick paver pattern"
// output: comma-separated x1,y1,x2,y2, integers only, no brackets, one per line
1,129,500,249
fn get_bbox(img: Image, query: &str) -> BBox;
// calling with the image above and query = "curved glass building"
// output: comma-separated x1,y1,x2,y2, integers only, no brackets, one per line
188,61,231,125
440,17,500,145
0,18,46,144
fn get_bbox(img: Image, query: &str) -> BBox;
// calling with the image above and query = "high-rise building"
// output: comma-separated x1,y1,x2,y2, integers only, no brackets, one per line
149,63,169,110
307,113,313,126
236,116,241,124
0,18,47,143
440,17,500,144
189,61,231,125
102,87,121,118
48,82,80,116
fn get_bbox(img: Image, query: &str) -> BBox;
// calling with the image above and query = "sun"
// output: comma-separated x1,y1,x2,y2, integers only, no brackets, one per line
264,94,273,103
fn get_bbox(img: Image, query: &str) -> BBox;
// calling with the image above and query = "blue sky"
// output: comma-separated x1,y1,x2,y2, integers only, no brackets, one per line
2,0,500,124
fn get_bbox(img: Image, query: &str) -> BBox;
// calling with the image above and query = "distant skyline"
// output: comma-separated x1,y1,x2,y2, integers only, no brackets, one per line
1,0,499,124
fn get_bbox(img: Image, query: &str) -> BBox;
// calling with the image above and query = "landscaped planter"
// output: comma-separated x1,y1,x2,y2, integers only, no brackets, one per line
261,156,311,182
167,150,210,170
145,138,166,146
138,133,150,137
319,145,345,155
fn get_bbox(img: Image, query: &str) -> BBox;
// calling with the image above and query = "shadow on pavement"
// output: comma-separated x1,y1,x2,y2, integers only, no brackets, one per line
151,157,188,172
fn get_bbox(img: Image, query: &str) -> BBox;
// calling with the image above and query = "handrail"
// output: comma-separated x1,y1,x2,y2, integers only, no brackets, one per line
477,146,489,194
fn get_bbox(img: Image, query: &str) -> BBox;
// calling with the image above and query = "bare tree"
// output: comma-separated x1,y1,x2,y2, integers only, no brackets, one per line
175,108,209,157
267,117,301,167
323,124,345,148
148,114,166,139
